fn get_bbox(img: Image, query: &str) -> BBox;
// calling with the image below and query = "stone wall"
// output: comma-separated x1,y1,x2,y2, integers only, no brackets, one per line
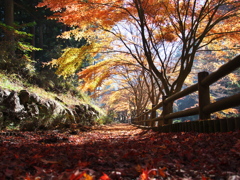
0,88,99,130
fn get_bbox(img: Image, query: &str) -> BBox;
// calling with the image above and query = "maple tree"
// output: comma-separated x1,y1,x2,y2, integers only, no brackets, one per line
38,0,240,124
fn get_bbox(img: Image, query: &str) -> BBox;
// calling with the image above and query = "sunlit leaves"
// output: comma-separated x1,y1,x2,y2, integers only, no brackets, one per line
17,42,42,53
38,0,240,75
37,0,127,29
103,89,130,111
48,45,94,78
77,57,135,92
38,0,240,116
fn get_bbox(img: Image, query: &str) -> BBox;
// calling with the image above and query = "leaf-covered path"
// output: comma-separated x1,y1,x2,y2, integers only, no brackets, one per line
0,123,240,179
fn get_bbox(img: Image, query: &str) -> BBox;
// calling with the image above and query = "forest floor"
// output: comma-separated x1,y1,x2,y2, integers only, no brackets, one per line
0,123,240,180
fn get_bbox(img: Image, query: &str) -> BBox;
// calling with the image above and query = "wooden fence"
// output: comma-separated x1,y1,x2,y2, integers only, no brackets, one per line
132,55,240,132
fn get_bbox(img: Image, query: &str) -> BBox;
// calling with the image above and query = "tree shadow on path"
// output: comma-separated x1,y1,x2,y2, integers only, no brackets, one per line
0,123,239,179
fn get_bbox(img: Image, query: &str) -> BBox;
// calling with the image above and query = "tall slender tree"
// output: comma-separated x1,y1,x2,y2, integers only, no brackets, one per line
4,0,14,46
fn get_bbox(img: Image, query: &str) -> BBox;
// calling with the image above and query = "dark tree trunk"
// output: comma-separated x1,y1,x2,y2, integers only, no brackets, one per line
31,26,36,59
38,22,44,49
4,0,14,41
4,0,14,26
162,96,173,125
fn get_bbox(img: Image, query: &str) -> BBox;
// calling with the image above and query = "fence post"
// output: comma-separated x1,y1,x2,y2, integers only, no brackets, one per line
162,96,173,125
198,71,211,120
140,114,143,125
142,112,144,126
151,104,156,127
143,110,148,126
145,110,150,126
162,96,168,125
137,115,140,125
132,117,135,124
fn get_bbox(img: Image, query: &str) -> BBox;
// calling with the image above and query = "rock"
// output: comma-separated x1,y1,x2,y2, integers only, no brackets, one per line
3,91,24,113
65,108,76,124
0,87,99,130
27,103,39,117
38,103,49,116
48,100,57,113
19,90,30,105
72,105,85,123
0,89,11,104
29,93,41,104
52,101,65,115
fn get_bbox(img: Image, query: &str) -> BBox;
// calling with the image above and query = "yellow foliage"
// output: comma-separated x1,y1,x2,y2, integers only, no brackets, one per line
213,108,239,118
46,45,93,77
104,89,131,111
83,172,94,180
78,55,136,92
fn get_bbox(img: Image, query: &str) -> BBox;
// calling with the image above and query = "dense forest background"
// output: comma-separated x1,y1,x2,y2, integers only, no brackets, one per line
0,0,88,94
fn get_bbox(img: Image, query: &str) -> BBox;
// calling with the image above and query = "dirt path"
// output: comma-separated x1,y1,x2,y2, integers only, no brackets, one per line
0,123,239,179
90,123,144,137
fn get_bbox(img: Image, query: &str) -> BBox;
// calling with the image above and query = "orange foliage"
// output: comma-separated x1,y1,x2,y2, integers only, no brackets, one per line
37,0,127,29
38,0,240,79
38,0,240,114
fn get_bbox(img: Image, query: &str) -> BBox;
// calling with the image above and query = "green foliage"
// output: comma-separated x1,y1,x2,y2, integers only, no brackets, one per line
18,41,42,53
96,109,116,125
172,119,182,124
0,22,41,76
96,115,113,125
0,72,27,91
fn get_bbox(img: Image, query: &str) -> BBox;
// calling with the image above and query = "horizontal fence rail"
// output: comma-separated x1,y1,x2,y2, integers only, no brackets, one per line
136,117,240,133
132,55,240,132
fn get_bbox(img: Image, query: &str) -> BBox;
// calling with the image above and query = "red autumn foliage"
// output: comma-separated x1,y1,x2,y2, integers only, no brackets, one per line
0,124,239,179
99,173,111,180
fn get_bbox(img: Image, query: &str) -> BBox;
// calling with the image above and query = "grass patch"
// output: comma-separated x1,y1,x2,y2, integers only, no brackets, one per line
0,71,106,115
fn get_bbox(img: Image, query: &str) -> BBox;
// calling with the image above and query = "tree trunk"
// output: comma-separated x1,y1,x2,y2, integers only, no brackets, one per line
38,23,44,48
31,26,36,59
4,0,14,41
4,0,16,71
162,96,173,125
4,0,14,26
